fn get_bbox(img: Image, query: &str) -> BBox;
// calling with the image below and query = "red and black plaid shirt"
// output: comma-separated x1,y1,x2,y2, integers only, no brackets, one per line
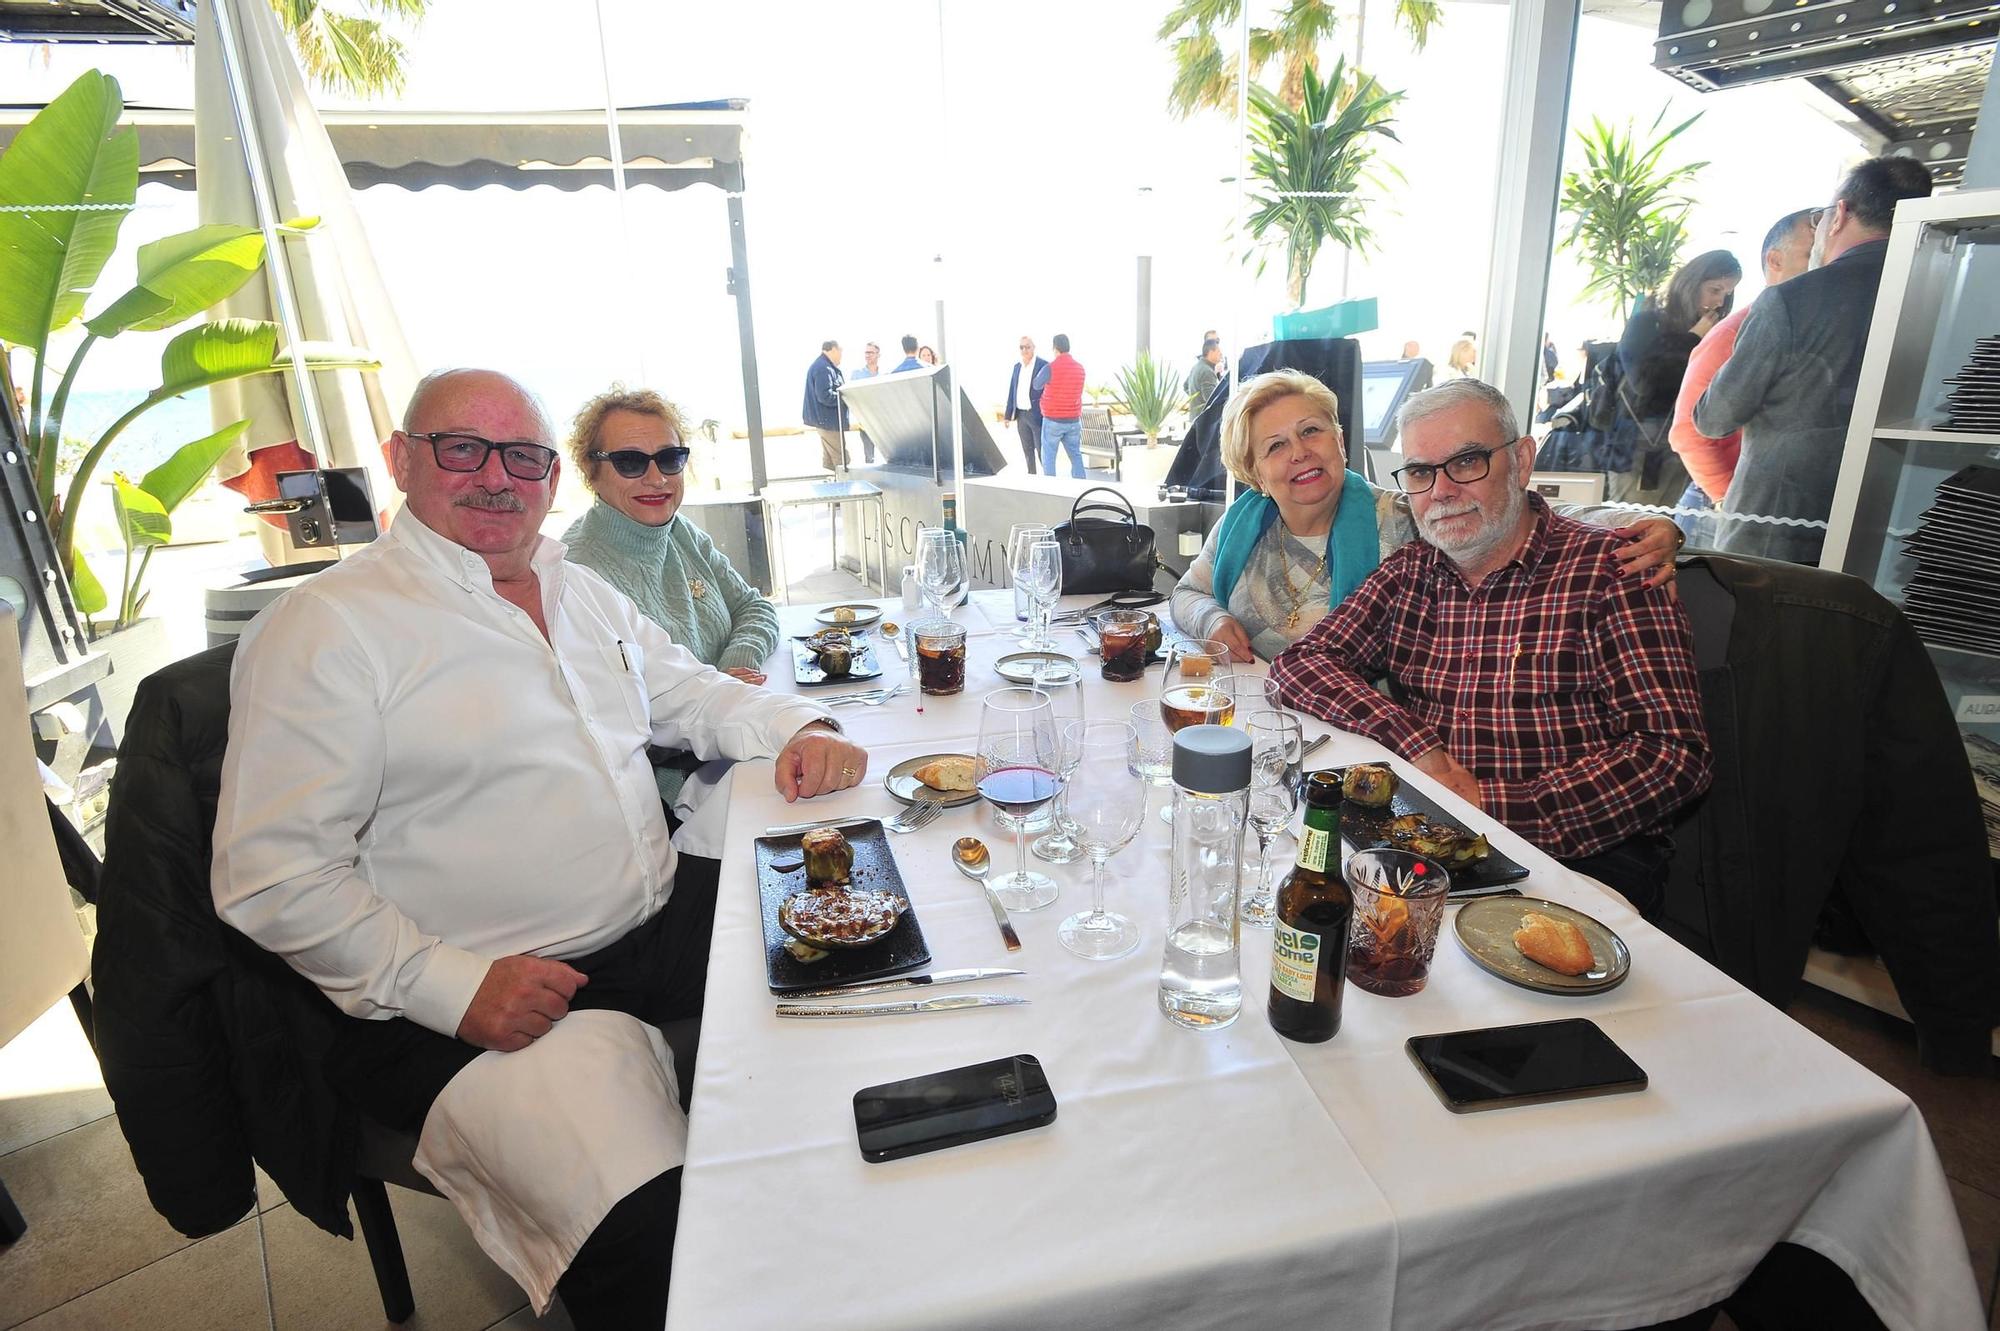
1270,495,1711,858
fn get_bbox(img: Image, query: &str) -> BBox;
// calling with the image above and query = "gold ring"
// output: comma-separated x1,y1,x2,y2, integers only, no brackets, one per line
841,766,857,779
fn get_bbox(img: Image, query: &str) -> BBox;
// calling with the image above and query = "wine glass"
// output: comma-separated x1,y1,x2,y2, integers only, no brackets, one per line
916,528,963,622
1158,639,1236,730
976,687,1063,911
1030,658,1088,862
1243,710,1304,928
1156,638,1233,822
1006,523,1053,635
1021,539,1063,650
1218,676,1280,734
1056,719,1147,960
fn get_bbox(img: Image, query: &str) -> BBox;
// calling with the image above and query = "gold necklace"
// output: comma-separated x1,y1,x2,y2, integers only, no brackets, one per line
1278,533,1330,631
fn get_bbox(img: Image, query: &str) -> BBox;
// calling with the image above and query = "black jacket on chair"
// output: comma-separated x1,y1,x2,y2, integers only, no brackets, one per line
91,642,358,1238
1663,554,2000,1071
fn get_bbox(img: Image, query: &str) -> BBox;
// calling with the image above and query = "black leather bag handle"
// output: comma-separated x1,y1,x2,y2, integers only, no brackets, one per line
1068,486,1139,526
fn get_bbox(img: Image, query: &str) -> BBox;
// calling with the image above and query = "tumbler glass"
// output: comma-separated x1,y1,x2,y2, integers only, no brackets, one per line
1343,848,1451,997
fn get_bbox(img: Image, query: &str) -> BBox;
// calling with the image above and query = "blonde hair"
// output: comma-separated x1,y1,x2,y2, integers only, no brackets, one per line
1447,338,1478,375
566,385,688,493
1218,369,1344,490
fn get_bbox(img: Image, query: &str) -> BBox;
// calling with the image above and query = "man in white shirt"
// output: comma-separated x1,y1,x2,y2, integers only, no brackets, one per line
212,368,866,1326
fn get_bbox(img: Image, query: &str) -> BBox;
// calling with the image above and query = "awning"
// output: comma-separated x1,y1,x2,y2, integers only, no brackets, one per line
0,100,749,192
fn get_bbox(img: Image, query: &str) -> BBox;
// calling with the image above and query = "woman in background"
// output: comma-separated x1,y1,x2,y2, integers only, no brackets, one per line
917,345,939,367
1610,249,1741,506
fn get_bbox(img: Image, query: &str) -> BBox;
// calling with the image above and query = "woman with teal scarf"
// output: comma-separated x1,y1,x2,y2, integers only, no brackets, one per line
1172,370,1681,662
562,386,781,812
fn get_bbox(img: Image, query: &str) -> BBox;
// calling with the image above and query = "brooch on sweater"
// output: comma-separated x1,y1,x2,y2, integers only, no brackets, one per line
690,577,708,600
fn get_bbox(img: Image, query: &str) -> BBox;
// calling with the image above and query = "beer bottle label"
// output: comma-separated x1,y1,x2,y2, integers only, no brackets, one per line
1271,922,1321,1003
1296,826,1332,874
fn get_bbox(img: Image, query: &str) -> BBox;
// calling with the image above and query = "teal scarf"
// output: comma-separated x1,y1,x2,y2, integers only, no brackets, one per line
1209,471,1379,613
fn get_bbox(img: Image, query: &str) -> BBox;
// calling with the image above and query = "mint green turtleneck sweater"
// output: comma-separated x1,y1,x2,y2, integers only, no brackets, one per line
563,500,782,802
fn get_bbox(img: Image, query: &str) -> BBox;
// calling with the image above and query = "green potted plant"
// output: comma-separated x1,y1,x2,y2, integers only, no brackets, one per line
0,69,377,633
1558,107,1706,322
1113,352,1185,449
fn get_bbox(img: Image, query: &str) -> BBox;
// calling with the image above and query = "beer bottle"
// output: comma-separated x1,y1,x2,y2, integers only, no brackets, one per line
1267,770,1352,1043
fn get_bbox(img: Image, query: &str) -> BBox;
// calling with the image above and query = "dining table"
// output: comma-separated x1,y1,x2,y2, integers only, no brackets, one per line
663,590,1985,1331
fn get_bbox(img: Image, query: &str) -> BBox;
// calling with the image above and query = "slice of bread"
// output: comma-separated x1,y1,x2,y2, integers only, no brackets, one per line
1513,912,1595,975
913,757,976,792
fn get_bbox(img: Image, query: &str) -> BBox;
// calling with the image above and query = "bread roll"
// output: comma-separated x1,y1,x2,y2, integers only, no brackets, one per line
913,757,976,791
1513,912,1594,975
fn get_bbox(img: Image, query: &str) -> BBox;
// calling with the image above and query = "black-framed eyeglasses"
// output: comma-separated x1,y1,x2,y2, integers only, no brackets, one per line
1391,443,1508,495
1809,205,1832,230
589,446,691,479
407,431,557,481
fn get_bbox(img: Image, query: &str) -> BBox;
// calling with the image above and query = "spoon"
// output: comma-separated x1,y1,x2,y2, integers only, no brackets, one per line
951,837,990,880
953,837,1021,951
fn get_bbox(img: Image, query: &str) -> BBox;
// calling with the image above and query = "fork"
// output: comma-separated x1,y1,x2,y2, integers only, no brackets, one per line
886,800,943,834
824,683,912,707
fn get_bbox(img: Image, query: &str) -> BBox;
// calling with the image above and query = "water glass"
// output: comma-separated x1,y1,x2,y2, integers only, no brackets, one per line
1219,676,1280,733
1344,848,1451,997
1242,711,1304,928
1056,720,1146,960
1128,700,1175,790
976,687,1063,912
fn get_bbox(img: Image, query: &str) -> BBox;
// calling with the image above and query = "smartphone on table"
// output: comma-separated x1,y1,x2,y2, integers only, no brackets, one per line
1406,1018,1647,1113
853,1053,1057,1162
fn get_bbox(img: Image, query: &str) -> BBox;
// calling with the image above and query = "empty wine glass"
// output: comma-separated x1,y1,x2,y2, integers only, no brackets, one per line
1030,658,1088,862
1057,719,1147,960
1218,676,1280,734
915,528,962,621
976,687,1063,911
1007,523,1054,634
1021,539,1063,650
1243,710,1304,928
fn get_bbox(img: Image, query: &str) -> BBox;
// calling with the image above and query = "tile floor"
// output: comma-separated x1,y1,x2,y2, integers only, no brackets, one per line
2,987,1993,1330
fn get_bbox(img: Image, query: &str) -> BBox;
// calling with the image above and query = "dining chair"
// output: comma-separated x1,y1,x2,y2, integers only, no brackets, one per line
0,607,94,1242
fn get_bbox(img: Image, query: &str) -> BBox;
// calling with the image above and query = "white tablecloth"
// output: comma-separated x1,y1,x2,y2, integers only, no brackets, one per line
666,592,1984,1331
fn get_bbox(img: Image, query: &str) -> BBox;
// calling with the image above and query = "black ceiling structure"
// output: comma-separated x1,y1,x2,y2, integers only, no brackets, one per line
1655,0,1997,183
0,0,195,43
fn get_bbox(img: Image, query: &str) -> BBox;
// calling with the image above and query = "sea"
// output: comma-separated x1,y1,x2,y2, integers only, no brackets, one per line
47,388,217,477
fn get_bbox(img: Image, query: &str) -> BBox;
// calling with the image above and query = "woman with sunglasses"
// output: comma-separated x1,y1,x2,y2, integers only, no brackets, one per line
563,386,780,704
1172,370,1683,663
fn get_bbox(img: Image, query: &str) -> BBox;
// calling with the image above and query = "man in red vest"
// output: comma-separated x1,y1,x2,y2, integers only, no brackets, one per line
1036,332,1086,478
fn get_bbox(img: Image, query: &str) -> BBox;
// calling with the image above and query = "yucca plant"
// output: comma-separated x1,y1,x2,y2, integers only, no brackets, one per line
1558,107,1707,322
1114,353,1186,448
0,70,377,626
1244,59,1403,309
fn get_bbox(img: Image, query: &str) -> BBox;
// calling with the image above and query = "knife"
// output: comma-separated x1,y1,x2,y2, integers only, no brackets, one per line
1299,734,1331,761
789,967,1024,999
775,994,1030,1019
983,886,1023,951
762,814,879,838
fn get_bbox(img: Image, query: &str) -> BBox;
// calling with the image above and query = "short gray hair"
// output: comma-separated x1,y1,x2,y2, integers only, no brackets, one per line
1395,378,1521,445
402,368,556,442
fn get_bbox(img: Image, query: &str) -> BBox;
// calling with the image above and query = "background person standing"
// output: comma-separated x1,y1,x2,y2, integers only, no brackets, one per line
801,340,847,472
1036,333,1086,478
1003,335,1048,474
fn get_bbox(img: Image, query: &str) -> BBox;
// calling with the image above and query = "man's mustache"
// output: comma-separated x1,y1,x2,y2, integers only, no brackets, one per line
1426,499,1481,520
454,490,525,512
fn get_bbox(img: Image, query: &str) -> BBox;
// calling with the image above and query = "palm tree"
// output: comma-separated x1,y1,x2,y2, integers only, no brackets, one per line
1558,108,1707,322
1159,0,1440,117
1244,59,1401,308
268,0,429,98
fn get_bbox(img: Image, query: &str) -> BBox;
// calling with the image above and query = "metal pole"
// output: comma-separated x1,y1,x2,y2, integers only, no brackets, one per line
591,0,647,386
1228,1,1252,507
209,0,330,466
1137,255,1152,360
725,176,768,495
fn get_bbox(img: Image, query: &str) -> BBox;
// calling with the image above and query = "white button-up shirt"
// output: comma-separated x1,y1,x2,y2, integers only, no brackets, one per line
212,510,829,1038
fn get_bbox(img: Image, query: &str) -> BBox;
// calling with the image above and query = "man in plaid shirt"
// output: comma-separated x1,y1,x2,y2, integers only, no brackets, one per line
1270,379,1710,916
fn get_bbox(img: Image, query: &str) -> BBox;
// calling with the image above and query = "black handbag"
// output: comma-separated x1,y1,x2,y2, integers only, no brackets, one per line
1053,487,1158,594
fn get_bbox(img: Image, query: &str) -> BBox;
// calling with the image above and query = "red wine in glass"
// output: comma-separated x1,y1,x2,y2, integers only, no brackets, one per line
977,765,1061,819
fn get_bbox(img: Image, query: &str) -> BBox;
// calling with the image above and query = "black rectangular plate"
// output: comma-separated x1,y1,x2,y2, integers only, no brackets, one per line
755,820,931,993
1318,763,1531,888
792,641,885,686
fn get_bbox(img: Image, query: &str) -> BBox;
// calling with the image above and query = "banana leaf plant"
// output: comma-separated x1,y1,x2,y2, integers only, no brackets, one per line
0,70,377,626
1113,352,1187,447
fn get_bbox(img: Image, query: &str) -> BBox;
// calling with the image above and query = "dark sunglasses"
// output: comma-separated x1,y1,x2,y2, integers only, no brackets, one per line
590,446,691,479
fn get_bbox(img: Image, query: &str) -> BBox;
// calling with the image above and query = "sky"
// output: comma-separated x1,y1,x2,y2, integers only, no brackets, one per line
8,0,1879,451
